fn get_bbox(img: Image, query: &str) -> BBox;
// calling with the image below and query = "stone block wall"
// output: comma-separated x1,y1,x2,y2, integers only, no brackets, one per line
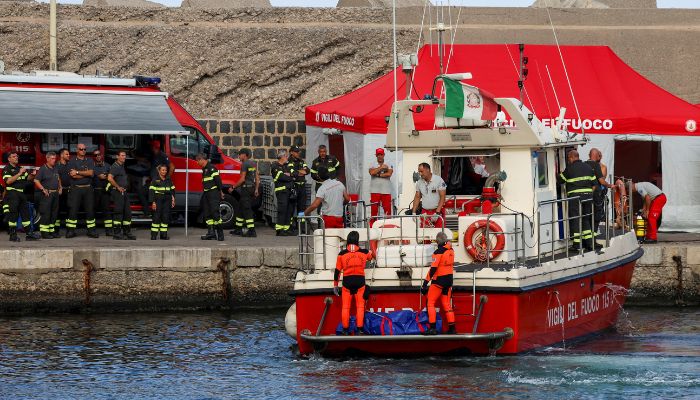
197,118,306,175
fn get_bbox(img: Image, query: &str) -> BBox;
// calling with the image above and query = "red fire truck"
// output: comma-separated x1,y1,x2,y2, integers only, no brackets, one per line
0,70,242,228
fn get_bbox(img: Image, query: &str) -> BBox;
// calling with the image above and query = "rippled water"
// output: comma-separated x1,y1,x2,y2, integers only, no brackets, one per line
0,307,698,399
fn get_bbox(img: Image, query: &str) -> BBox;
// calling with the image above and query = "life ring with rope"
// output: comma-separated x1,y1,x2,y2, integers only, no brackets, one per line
463,219,505,261
369,223,411,255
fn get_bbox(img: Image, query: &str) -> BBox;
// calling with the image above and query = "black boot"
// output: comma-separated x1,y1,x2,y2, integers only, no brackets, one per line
123,225,136,240
87,229,99,238
216,226,225,241
105,227,113,237
446,323,457,335
201,227,216,240
151,231,158,240
51,230,61,239
112,227,124,240
424,323,438,336
25,231,40,241
242,228,257,238
65,229,76,239
160,231,169,240
41,232,53,240
230,228,242,236
8,228,20,242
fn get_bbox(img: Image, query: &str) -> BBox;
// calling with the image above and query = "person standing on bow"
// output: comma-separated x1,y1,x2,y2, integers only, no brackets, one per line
410,163,446,228
149,164,175,240
334,230,374,336
368,148,393,225
421,232,456,335
557,149,598,252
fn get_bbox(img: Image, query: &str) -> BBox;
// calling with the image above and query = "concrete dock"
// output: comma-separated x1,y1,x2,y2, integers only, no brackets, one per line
0,227,698,314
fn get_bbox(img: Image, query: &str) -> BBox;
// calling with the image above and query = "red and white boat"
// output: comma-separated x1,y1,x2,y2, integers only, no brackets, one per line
285,74,642,357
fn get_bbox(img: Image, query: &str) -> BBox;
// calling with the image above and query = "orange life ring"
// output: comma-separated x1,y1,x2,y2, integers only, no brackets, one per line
463,220,505,261
370,224,410,254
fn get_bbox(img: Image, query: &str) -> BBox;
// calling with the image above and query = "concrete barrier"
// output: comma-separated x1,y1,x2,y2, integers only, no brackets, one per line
0,243,697,314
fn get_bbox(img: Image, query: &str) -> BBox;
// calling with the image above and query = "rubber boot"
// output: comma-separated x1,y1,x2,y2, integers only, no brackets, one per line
87,229,99,239
446,323,457,335
160,231,169,240
340,328,350,336
356,327,365,336
8,228,20,242
112,227,124,240
151,231,158,240
201,227,216,240
105,227,113,237
41,232,53,240
216,226,225,241
242,228,257,238
230,228,242,236
51,230,61,239
123,225,136,240
25,231,40,241
424,323,438,336
65,229,76,239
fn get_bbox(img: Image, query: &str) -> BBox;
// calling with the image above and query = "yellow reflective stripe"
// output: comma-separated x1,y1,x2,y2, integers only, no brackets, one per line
274,186,286,192
327,167,336,172
568,176,595,182
203,177,213,182
274,171,283,181
310,169,318,174
568,188,593,194
210,171,219,177
2,175,11,179
6,187,23,191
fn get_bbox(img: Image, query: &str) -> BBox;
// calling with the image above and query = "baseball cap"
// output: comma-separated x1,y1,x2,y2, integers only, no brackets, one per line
151,140,161,150
375,148,385,155
290,145,301,153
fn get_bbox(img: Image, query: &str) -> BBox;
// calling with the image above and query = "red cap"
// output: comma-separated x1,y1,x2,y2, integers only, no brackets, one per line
151,140,161,150
375,148,385,155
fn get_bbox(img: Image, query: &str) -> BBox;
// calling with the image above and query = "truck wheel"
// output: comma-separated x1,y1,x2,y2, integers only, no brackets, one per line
220,194,238,229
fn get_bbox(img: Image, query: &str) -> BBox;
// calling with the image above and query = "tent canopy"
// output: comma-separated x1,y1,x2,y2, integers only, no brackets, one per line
305,44,700,136
0,88,188,135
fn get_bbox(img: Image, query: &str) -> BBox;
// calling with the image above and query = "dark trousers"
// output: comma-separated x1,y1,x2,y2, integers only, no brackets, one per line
592,188,606,231
57,191,68,228
568,193,594,249
202,190,221,228
275,190,292,232
151,196,171,233
111,190,132,227
291,182,307,227
38,192,59,233
67,186,95,230
235,187,255,230
94,188,112,230
5,190,31,231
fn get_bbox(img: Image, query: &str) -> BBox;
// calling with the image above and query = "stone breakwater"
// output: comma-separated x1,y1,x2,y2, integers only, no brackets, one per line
0,243,697,314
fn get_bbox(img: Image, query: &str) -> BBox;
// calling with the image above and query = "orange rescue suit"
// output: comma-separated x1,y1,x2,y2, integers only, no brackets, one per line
335,244,374,330
423,242,456,326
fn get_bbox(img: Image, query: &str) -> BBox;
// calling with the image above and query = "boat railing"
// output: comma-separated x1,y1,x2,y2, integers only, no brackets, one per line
484,212,527,269
297,215,326,272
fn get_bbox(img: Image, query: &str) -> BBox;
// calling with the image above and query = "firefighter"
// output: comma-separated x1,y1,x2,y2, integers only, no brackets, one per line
149,164,175,240
310,144,340,192
196,153,224,241
2,152,40,242
107,150,136,240
368,148,393,223
557,149,599,252
228,148,259,237
34,151,62,239
334,230,374,335
410,163,447,228
585,148,613,231
421,232,457,335
288,145,309,230
271,150,294,236
56,148,71,235
304,166,350,229
92,149,112,236
66,143,97,238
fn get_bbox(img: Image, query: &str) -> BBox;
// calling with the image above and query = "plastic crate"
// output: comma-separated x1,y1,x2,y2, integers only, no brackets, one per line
260,176,312,225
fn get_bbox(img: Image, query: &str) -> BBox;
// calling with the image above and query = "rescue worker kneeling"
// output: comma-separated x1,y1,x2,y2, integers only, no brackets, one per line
421,232,457,335
334,231,374,335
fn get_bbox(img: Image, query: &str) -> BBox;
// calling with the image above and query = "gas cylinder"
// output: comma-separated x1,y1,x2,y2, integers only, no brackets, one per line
481,187,499,214
634,214,647,241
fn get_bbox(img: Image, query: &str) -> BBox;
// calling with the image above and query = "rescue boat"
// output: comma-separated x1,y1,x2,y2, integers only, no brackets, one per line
285,76,642,357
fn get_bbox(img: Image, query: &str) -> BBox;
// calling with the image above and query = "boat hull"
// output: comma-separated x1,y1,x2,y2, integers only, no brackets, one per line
293,257,637,356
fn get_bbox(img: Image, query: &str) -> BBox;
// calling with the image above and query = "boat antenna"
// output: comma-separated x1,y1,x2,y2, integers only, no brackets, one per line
392,0,399,200
505,44,537,116
544,3,584,137
518,43,528,109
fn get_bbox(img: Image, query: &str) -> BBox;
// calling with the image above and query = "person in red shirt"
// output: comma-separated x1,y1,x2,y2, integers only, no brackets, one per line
421,231,457,335
334,230,374,335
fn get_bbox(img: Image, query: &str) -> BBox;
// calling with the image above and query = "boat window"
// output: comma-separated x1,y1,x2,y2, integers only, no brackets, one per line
41,133,100,153
536,151,548,188
436,150,500,195
169,128,211,160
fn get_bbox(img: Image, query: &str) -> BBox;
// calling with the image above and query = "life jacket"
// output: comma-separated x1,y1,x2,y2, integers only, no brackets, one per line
429,242,454,279
335,244,372,277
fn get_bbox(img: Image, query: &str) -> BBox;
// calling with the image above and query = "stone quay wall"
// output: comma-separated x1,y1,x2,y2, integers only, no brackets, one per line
197,118,306,175
0,243,698,314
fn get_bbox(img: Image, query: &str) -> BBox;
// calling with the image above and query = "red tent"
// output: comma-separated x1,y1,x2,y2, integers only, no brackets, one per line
306,44,700,136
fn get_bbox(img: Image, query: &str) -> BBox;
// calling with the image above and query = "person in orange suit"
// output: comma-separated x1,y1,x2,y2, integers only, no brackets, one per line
334,230,374,335
421,231,457,335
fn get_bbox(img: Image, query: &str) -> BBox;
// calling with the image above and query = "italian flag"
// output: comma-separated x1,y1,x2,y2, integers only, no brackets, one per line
443,78,498,121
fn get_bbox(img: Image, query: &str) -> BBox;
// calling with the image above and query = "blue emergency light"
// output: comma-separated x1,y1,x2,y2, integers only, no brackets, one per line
134,75,162,87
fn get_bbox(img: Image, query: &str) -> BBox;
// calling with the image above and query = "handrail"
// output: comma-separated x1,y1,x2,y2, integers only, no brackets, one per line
297,215,325,272
484,212,526,268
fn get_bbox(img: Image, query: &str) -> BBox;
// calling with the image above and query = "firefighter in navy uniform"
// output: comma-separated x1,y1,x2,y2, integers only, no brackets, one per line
288,145,309,230
228,148,259,238
34,152,62,239
55,148,71,235
196,153,224,241
107,150,136,240
334,230,374,335
2,152,40,242
66,143,98,238
92,149,112,236
310,144,340,192
271,150,294,236
557,149,600,252
149,164,175,240
421,232,456,335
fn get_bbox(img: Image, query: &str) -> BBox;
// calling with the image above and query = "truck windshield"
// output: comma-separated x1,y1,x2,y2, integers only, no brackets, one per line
169,127,211,159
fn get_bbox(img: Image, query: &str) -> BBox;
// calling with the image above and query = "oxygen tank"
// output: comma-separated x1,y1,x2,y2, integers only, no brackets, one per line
634,214,647,242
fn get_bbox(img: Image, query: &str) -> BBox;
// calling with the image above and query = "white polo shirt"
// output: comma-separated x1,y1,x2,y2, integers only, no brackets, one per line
315,179,346,217
415,174,446,210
